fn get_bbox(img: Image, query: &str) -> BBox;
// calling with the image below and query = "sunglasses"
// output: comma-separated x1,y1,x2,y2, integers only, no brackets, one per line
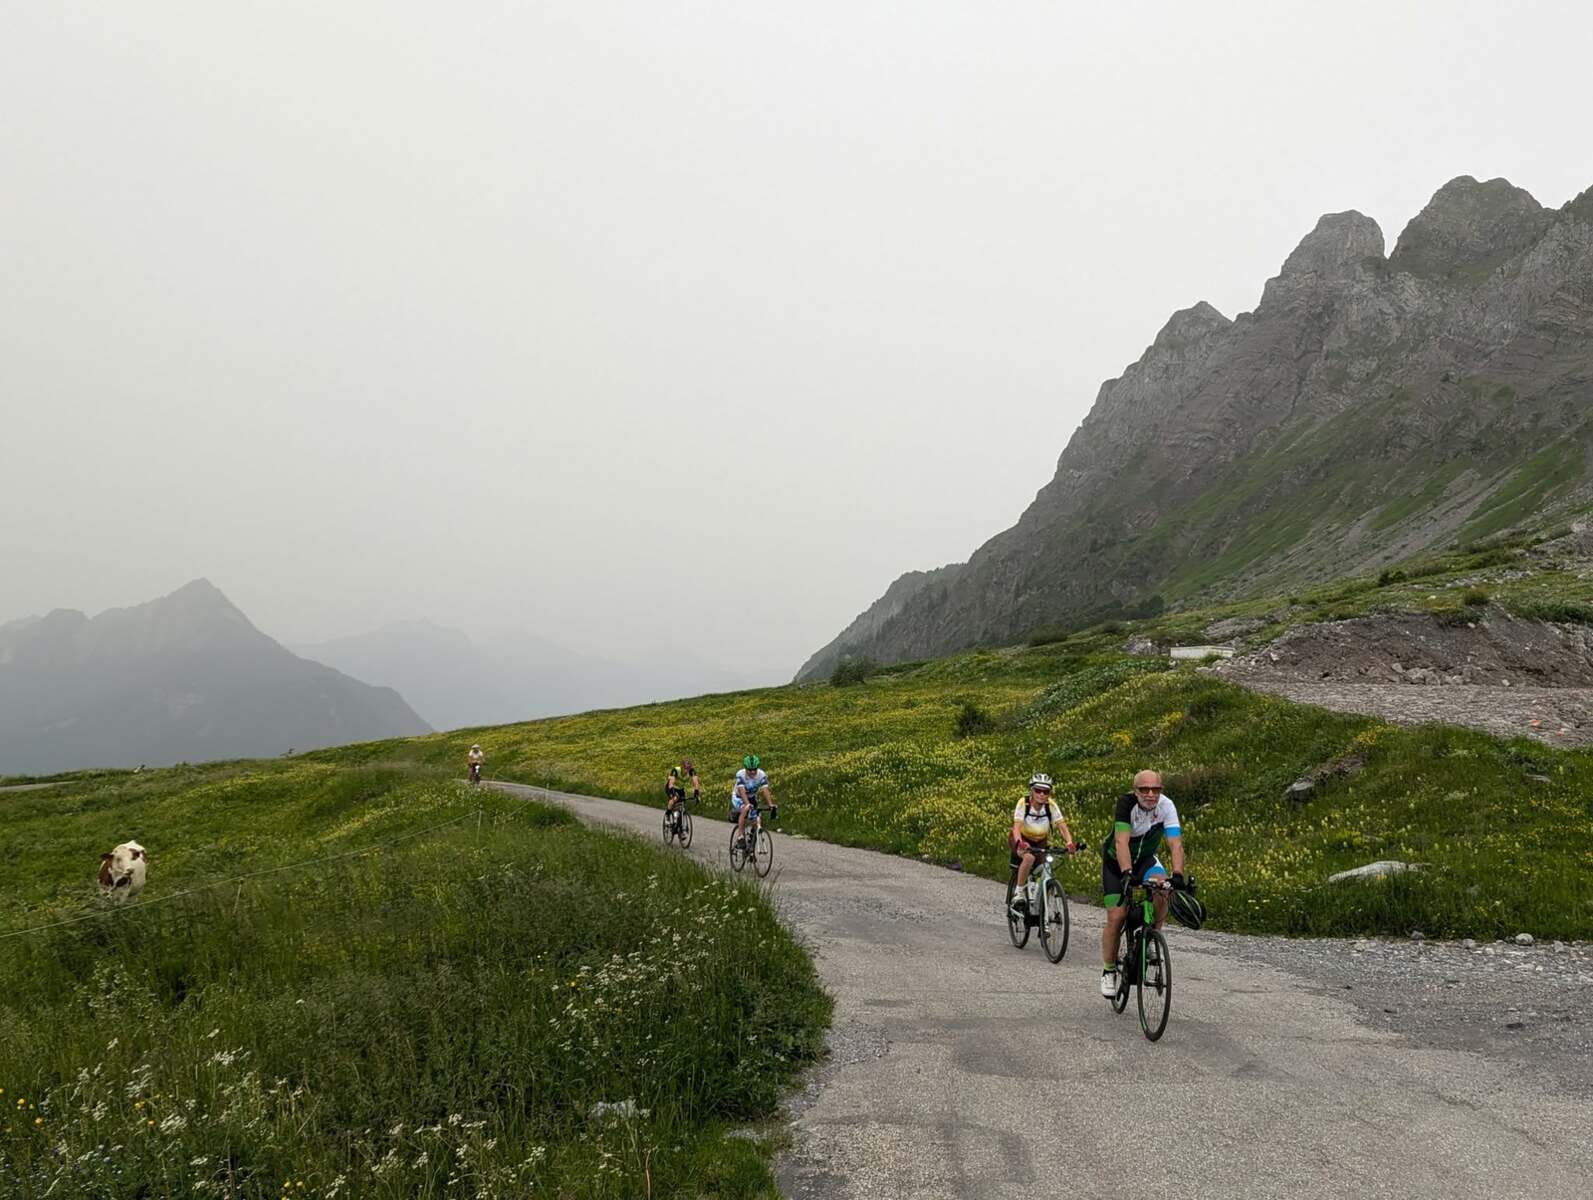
1135,786,1161,795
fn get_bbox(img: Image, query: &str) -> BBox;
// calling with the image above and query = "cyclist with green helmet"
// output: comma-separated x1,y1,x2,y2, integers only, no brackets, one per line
731,754,776,849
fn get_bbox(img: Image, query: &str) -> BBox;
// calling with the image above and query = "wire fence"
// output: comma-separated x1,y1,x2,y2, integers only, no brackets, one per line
0,781,553,944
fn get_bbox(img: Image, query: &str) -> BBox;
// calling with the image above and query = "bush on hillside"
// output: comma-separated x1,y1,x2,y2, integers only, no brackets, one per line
1462,588,1490,607
830,656,879,686
1377,568,1407,586
953,700,996,739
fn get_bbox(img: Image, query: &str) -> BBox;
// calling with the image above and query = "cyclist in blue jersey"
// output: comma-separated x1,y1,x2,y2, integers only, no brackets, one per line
731,754,776,850
1100,769,1186,997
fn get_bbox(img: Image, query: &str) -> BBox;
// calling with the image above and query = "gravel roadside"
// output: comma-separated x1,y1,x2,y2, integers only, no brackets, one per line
1195,927,1593,1097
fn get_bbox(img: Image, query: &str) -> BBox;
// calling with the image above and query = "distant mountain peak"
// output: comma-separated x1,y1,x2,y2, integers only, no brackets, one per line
1279,210,1386,279
0,582,429,774
1152,301,1232,350
1390,175,1550,283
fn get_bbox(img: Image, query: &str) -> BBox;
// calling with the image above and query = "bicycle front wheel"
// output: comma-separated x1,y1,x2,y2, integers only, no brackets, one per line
1137,929,1172,1041
1005,875,1030,949
1111,945,1131,1014
679,809,693,848
729,828,748,872
661,809,673,843
1038,877,1069,963
753,828,774,877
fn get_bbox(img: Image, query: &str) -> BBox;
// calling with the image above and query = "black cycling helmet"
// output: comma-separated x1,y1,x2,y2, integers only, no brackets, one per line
1169,885,1206,930
742,754,760,770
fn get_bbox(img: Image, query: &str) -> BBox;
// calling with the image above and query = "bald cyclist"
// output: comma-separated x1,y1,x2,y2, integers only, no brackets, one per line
1099,769,1185,997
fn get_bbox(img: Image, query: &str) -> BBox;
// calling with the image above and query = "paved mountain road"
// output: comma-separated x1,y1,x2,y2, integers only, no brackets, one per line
491,783,1590,1199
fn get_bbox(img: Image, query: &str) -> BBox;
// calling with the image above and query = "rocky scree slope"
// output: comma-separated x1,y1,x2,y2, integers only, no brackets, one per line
799,176,1593,679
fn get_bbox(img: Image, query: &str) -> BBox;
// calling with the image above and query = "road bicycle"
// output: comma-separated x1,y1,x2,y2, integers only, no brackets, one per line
729,802,774,877
1005,843,1077,963
1109,877,1174,1041
661,793,695,848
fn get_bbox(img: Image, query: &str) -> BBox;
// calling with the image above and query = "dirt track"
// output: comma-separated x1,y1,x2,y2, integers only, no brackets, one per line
493,782,1592,1200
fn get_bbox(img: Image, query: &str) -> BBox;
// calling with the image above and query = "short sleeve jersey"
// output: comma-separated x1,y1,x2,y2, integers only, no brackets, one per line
1013,797,1064,843
733,768,768,803
1105,793,1181,863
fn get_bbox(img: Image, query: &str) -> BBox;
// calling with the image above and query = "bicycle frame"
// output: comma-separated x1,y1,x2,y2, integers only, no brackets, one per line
1113,878,1173,1039
1026,854,1058,925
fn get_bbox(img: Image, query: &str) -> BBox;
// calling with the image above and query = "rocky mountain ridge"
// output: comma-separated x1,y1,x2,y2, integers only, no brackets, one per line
798,175,1593,679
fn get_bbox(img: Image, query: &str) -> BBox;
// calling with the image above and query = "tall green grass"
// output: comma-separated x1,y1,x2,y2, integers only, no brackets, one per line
0,772,828,1198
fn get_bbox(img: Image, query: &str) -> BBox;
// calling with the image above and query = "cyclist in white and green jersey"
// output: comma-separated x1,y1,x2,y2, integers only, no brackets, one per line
1100,768,1186,997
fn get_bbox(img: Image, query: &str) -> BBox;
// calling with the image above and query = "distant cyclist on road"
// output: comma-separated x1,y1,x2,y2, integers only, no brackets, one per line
731,754,776,849
665,759,701,823
467,743,486,784
1009,772,1077,913
1100,769,1185,997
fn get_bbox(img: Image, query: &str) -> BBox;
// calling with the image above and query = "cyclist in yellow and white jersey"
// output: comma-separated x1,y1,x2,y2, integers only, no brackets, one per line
1009,773,1077,913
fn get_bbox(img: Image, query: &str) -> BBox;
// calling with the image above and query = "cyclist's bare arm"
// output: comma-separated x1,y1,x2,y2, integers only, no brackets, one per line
1168,834,1185,877
1115,828,1133,874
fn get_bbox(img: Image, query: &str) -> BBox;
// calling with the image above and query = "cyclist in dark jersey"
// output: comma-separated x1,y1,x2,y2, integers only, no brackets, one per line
1100,768,1186,997
665,760,701,824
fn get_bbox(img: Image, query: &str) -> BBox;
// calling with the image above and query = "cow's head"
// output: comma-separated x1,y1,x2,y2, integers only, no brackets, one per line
102,842,147,887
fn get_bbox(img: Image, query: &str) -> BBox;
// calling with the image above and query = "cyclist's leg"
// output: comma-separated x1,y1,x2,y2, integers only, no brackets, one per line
1143,857,1170,928
1014,849,1037,891
1101,857,1129,988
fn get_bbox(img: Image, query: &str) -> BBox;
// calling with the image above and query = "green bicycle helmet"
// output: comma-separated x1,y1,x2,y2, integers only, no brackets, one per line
742,754,761,770
1169,882,1206,930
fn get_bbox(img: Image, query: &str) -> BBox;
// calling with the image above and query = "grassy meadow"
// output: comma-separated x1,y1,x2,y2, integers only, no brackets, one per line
0,766,829,1198
394,645,1593,943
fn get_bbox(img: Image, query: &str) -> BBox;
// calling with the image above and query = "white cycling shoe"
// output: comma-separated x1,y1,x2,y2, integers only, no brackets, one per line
1100,970,1118,998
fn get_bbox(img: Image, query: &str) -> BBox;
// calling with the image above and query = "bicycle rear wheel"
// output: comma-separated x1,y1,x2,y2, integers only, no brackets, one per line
729,828,748,872
661,809,673,843
679,809,693,848
1005,875,1030,949
753,827,774,877
1038,878,1069,963
1137,929,1172,1041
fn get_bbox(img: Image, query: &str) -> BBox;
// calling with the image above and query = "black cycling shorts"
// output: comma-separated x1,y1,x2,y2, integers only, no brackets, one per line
1102,856,1163,907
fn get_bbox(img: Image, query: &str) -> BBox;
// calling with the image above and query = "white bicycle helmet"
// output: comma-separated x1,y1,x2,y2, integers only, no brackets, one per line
1029,772,1053,792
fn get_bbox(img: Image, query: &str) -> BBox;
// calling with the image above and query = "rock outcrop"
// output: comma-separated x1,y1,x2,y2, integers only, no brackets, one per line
800,175,1593,675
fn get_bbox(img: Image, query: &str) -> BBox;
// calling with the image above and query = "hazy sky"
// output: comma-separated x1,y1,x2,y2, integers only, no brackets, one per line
4,2,1590,680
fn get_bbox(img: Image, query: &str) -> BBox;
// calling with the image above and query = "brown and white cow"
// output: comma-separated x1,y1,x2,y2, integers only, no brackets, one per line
99,841,148,901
